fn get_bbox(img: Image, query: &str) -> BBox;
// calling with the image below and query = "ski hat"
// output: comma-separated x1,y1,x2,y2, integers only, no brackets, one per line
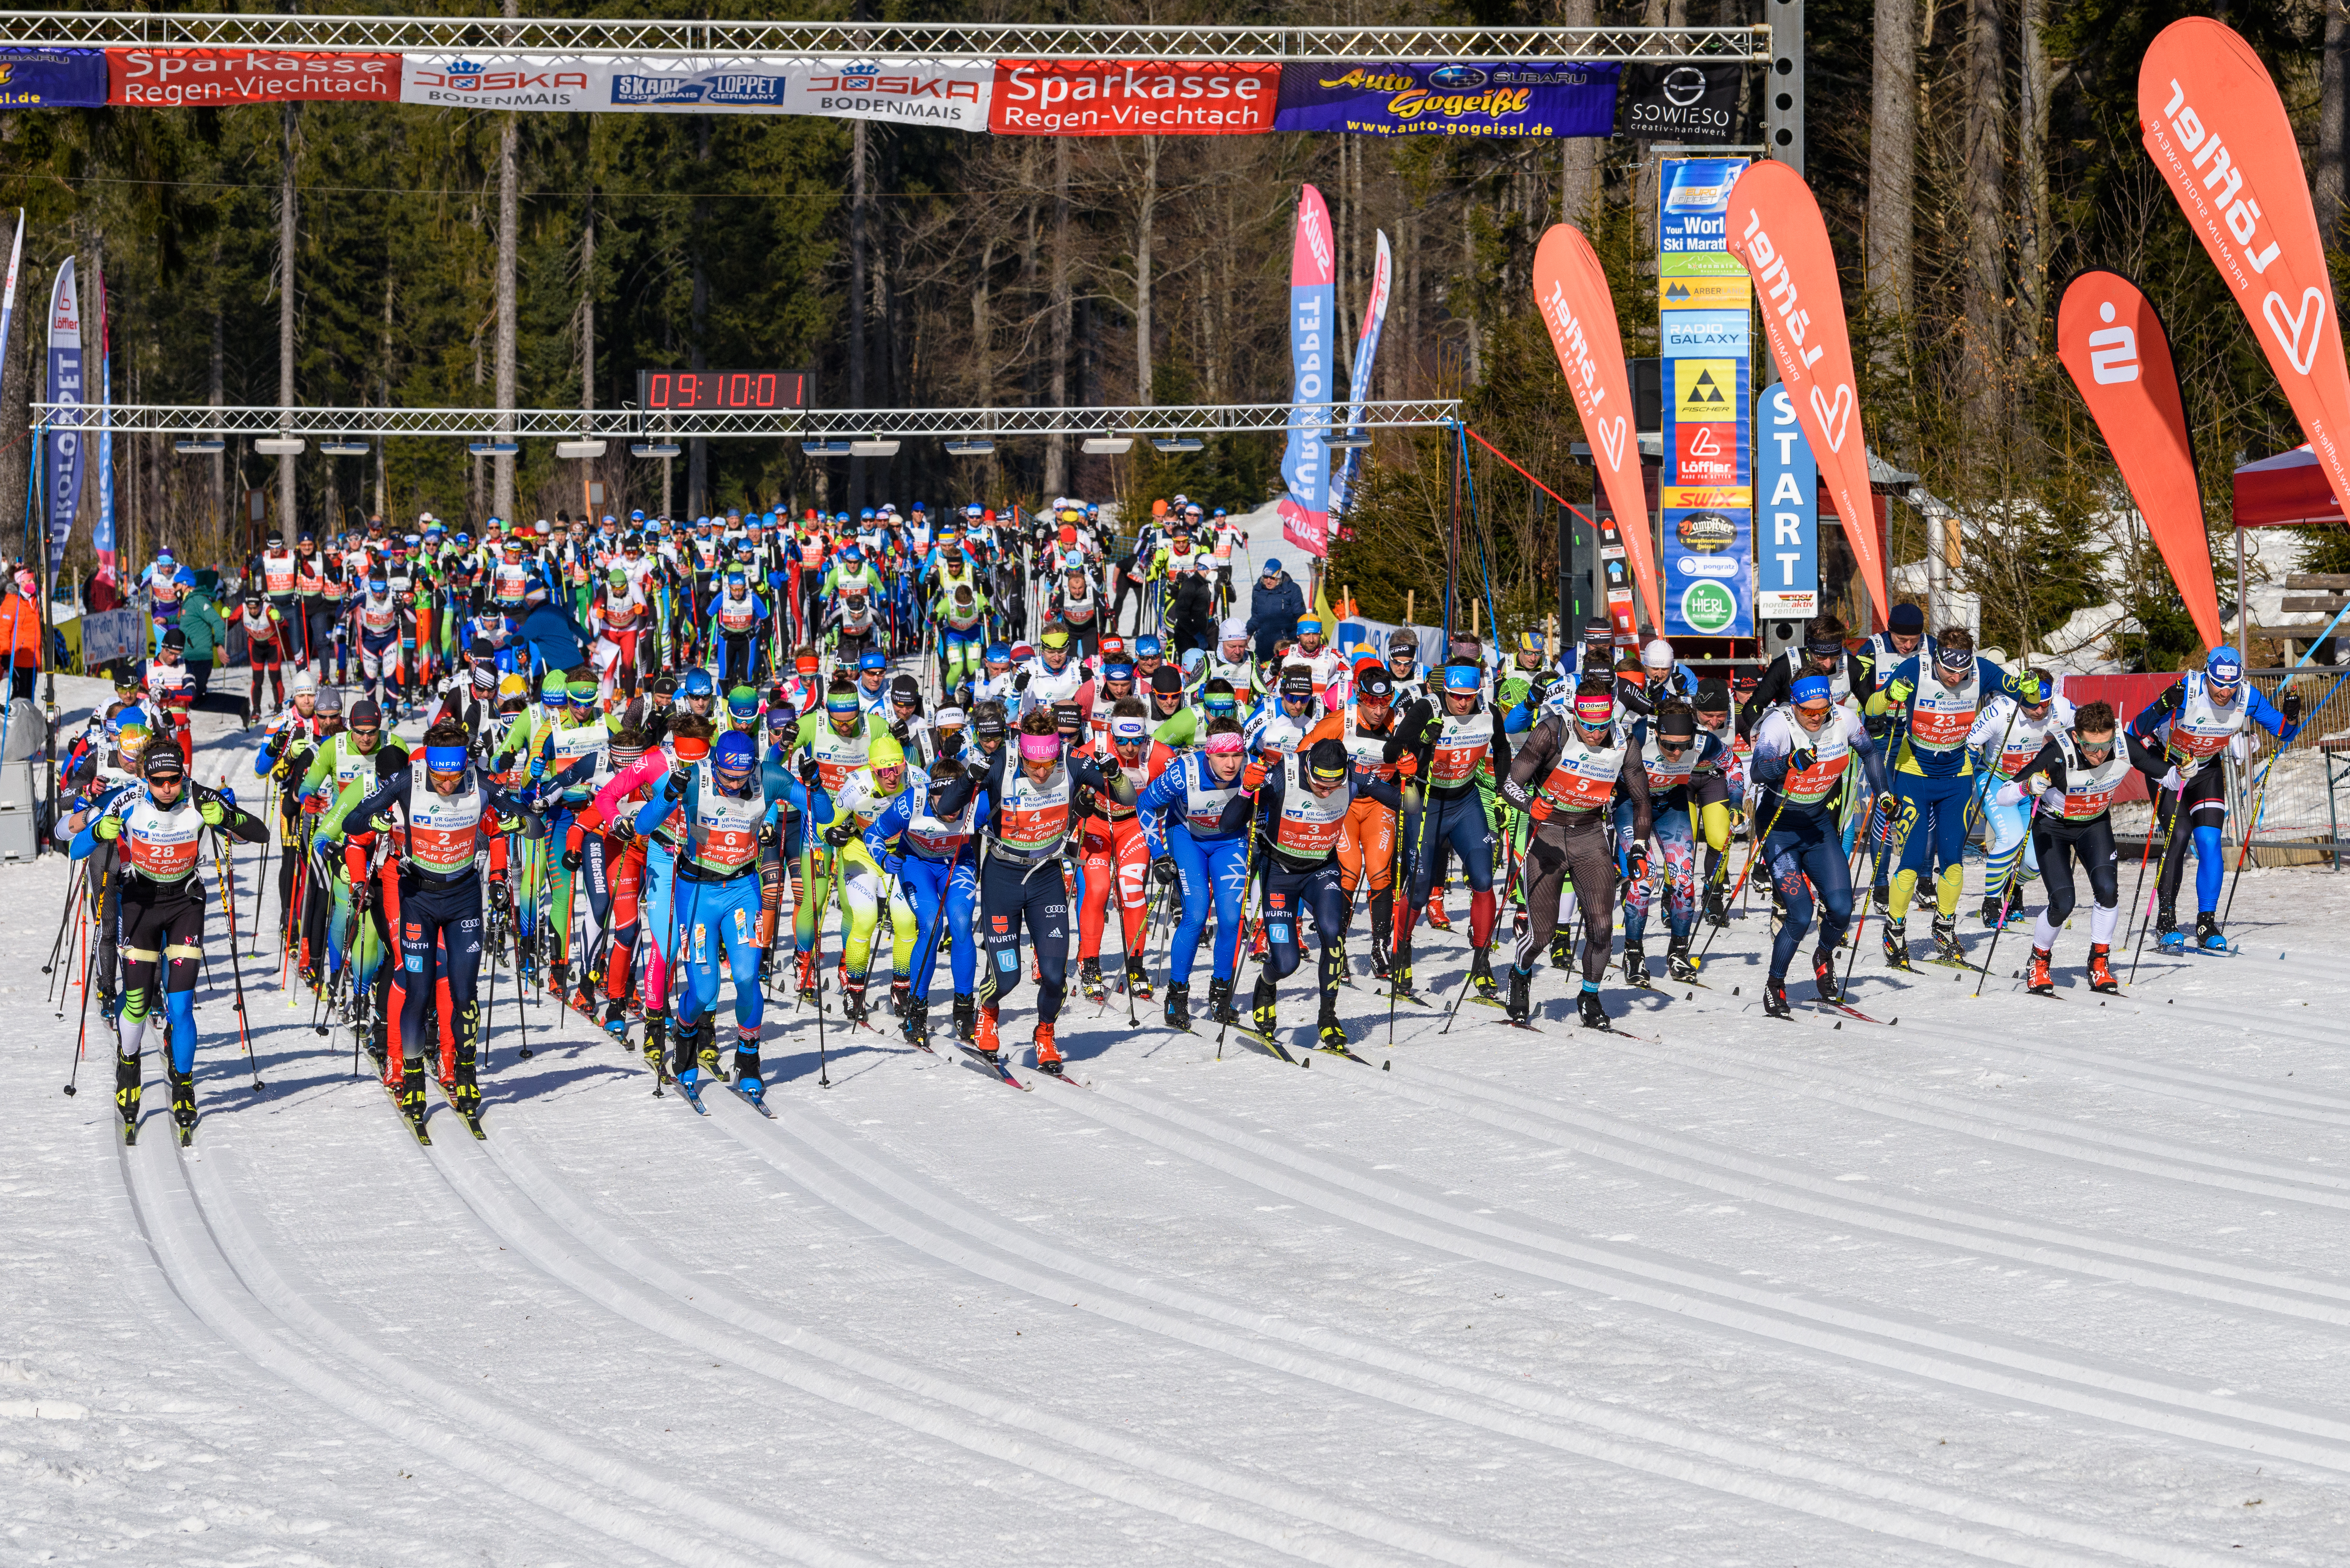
1357,669,1395,700
973,706,1007,738
541,669,569,699
1052,699,1085,730
290,670,318,695
1150,666,1184,695
711,730,756,775
1641,638,1675,671
727,686,761,721
858,651,888,673
2206,646,2245,686
315,687,344,714
1790,675,1834,707
1888,603,1925,635
984,642,1011,663
867,734,906,772
349,698,383,727
142,745,186,782
1693,676,1731,712
1934,642,1974,672
1220,617,1248,641
678,668,715,699
1134,635,1162,660
1389,628,1420,654
1307,737,1350,782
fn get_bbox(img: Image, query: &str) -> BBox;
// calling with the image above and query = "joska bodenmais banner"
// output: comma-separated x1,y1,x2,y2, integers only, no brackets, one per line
1722,158,1889,627
2141,17,2350,528
1530,223,1663,633
2056,270,2225,653
1278,184,1337,559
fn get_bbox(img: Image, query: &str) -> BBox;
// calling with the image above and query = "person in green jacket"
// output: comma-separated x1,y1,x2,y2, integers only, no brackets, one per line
177,576,232,701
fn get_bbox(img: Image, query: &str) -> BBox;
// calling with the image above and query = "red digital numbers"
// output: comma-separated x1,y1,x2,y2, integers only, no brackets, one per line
637,371,809,410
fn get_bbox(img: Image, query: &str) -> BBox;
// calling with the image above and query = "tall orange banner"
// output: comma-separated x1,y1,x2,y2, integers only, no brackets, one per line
2141,17,2350,527
2055,270,2224,653
1530,223,1662,633
1722,159,1888,626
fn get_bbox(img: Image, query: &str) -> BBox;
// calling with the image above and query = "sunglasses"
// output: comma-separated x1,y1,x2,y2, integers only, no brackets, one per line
350,725,382,738
1794,702,1833,719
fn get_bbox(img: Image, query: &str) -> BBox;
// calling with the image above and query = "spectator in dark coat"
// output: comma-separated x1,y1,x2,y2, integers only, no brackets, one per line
1243,558,1306,662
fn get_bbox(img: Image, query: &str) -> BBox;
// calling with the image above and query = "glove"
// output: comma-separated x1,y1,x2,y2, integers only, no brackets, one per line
1627,844,1650,883
94,811,123,841
1241,759,1267,791
562,844,584,871
2284,689,2304,726
1529,669,1560,703
822,820,855,848
2038,784,2066,815
2158,765,2186,794
1393,752,1418,780
1527,796,1554,823
351,878,373,912
664,769,687,802
797,754,821,789
215,785,237,808
1151,855,1177,888
1014,670,1031,692
527,755,546,782
1788,748,1816,775
198,795,226,827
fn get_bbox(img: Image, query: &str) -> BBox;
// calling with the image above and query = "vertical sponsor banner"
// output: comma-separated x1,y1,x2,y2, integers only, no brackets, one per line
1753,383,1819,618
43,257,82,577
0,212,24,446
1330,228,1392,517
1659,156,1753,638
1278,184,1336,558
2140,19,2350,528
2055,270,2223,652
95,265,113,579
1723,158,1889,625
1530,223,1663,635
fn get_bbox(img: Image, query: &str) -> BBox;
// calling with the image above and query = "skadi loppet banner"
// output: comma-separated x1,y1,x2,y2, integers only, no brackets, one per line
2055,270,2223,653
1722,159,1888,626
1530,223,1661,633
44,257,83,579
1278,184,1337,559
2140,17,2350,527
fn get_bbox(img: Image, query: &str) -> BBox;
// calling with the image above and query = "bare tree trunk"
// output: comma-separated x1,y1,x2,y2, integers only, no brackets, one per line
1134,135,1157,406
279,103,299,545
1558,0,1599,222
689,118,711,518
1962,0,2006,455
1044,138,1072,495
1868,0,1917,338
972,233,995,406
2016,0,2052,361
1459,196,1482,385
494,0,519,525
580,198,595,414
2322,0,2347,246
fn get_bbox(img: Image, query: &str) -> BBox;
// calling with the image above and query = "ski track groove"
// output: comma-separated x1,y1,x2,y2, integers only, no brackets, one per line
119,1116,855,1568
422,1092,1518,1568
1030,1069,2350,1478
1368,1053,2350,1328
683,1068,2260,1568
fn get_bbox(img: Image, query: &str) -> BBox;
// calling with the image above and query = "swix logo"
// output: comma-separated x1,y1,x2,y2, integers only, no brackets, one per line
2086,301,2140,384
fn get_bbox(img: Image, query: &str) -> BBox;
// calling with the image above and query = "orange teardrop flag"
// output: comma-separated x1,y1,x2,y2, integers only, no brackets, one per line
1530,223,1662,633
2141,17,2350,527
1722,160,1888,626
2055,270,2224,653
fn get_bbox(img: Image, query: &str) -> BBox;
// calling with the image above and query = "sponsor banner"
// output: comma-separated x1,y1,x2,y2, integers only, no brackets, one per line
2056,270,2224,652
0,48,106,108
45,257,82,579
990,59,1277,135
400,54,992,125
1278,184,1337,559
1662,484,1750,510
1659,274,1749,310
1664,507,1752,638
78,607,143,672
2140,19,2350,538
1659,156,1745,255
1724,159,1889,626
108,48,400,106
1330,227,1391,517
95,265,112,579
1754,382,1820,622
1616,62,1747,144
1531,223,1662,632
1273,60,1616,138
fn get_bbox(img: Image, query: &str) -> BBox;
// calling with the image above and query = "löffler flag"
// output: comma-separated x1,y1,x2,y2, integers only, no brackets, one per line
2056,271,2224,653
1722,159,1888,626
1530,223,1661,631
2141,18,2350,530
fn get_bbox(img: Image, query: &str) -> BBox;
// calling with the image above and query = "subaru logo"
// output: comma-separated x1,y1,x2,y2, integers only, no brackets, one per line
1427,64,1487,89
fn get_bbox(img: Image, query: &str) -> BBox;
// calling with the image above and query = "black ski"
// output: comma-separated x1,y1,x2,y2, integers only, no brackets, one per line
1804,998,1890,1025
956,1044,1032,1091
434,1078,487,1140
1227,1027,1299,1065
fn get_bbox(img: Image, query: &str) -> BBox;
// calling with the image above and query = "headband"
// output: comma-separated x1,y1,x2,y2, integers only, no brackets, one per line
1017,732,1062,762
1934,645,1974,672
1204,732,1245,755
825,692,860,714
671,735,711,764
1110,717,1150,742
424,745,468,773
1572,693,1615,724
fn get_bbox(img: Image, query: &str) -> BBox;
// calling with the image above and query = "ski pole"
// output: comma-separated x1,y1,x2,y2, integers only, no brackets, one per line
2220,743,2285,931
51,891,86,1018
40,861,83,981
2128,778,2190,984
1697,792,1784,964
62,910,98,1097
1442,807,1522,1035
806,839,830,1087
1213,789,1265,1062
210,829,264,1091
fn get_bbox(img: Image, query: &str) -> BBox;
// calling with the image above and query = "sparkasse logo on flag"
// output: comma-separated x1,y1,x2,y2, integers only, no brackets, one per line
990,60,1279,135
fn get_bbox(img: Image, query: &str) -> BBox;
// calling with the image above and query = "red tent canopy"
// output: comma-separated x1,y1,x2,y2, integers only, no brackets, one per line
2232,444,2347,528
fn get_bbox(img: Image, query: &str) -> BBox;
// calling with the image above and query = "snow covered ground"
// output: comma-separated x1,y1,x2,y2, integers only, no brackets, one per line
8,675,2350,1565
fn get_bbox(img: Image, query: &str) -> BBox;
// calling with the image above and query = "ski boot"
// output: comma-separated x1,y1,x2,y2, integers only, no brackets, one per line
1978,894,2007,930
1468,948,1502,1005
1930,914,1962,964
1702,884,1731,929
1164,982,1192,1032
397,1060,428,1128
890,979,911,1019
1315,999,1348,1054
953,994,977,1044
841,977,869,1026
115,1046,141,1142
1206,977,1238,1027
169,1068,197,1141
1032,1021,1064,1077
1666,936,1702,985
901,994,929,1047
451,1055,482,1123
2087,944,2119,994
1424,891,1453,932
1548,931,1575,971
2025,946,2055,996
1364,935,1388,983
366,1017,390,1075
1762,976,1793,1018
1124,957,1153,1002
602,999,630,1043
796,949,822,1005
1388,958,1418,1003
642,1011,668,1078
2155,901,2185,952
1812,948,1845,1005
1881,917,1913,970
1576,985,1612,1030
734,1041,767,1105
100,987,126,1027
698,1015,721,1071
1621,941,1649,988
2195,913,2229,953
1078,956,1108,1004
1250,976,1279,1037
971,1003,1002,1062
1505,963,1533,1025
